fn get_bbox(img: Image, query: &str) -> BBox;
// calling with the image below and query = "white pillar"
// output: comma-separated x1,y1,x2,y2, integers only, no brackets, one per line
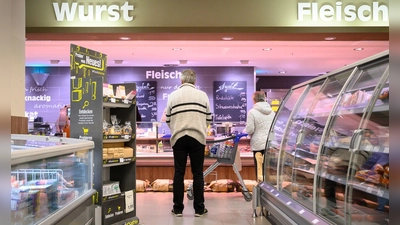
0,0,24,222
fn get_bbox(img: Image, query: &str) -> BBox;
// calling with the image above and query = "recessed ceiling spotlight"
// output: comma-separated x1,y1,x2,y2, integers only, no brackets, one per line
279,71,286,74
163,64,179,67
262,48,272,51
354,47,364,51
240,60,249,65
172,48,181,51
324,37,336,41
179,60,188,64
50,60,60,64
119,37,131,40
222,37,233,41
114,60,123,64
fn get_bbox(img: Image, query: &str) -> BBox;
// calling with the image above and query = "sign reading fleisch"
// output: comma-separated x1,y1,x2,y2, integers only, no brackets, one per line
135,81,157,122
213,81,247,124
70,44,107,78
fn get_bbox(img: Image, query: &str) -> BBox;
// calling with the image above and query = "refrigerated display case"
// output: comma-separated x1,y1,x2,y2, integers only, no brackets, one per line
259,50,389,225
11,134,95,225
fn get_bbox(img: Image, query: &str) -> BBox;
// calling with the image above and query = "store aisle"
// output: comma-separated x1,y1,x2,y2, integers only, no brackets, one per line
136,192,273,225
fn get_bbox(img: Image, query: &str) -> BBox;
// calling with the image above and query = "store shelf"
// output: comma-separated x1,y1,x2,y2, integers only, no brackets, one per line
103,157,135,167
320,171,389,199
103,97,133,108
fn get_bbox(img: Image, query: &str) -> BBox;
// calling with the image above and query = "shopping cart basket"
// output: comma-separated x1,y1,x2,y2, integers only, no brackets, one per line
186,133,253,202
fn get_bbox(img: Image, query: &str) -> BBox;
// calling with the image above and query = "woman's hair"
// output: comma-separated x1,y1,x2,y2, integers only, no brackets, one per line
253,91,266,103
180,69,197,84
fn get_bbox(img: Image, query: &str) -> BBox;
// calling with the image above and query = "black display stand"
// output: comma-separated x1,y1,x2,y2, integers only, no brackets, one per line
69,44,139,225
101,93,138,225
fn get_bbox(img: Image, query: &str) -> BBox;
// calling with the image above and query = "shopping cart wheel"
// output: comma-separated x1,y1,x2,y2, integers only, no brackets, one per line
186,188,194,200
242,191,252,202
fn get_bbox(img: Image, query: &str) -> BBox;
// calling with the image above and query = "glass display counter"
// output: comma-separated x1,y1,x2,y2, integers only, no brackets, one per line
259,50,389,225
11,134,95,225
135,121,253,165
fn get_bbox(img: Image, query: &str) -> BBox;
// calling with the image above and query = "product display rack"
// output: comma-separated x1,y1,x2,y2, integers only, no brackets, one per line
70,78,139,225
11,134,96,225
258,50,389,225
99,84,139,225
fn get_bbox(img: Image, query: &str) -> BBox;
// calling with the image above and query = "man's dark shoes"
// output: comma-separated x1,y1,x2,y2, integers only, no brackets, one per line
171,209,182,217
195,208,208,217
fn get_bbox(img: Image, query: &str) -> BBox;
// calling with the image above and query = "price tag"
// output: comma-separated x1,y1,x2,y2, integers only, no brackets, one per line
366,187,373,193
123,99,129,104
330,175,335,180
299,209,305,214
322,172,326,177
125,190,134,213
124,135,130,139
286,201,292,205
275,193,279,197
270,189,274,193
111,98,116,103
312,219,319,224
119,158,124,163
377,189,384,197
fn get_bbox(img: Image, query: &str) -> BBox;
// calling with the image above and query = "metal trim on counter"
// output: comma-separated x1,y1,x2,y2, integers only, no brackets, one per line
37,189,97,225
259,182,331,225
136,152,254,166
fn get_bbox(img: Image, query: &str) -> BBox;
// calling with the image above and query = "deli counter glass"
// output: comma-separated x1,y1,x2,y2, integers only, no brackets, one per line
11,134,95,225
260,50,389,225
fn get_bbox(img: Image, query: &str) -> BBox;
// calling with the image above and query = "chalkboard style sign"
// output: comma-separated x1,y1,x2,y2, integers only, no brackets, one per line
135,81,157,122
213,81,247,124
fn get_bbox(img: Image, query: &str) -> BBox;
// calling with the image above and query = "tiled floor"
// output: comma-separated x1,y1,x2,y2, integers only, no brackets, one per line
136,192,273,225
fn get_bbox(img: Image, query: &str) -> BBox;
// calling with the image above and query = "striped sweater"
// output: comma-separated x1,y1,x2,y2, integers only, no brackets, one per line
165,83,212,147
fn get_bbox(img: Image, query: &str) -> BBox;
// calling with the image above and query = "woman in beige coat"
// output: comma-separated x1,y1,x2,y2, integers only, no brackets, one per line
244,91,275,182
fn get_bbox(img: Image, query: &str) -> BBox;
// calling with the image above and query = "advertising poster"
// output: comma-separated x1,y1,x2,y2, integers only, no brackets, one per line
70,44,106,202
70,44,107,78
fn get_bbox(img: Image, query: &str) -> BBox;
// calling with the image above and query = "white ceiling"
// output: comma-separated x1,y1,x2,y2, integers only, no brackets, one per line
25,40,389,76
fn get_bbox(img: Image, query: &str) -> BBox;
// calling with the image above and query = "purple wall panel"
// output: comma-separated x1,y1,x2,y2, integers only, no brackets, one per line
25,66,255,128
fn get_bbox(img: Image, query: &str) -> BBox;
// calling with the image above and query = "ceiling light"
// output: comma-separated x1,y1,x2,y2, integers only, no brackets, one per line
324,37,336,41
279,71,286,74
354,47,364,51
262,48,272,51
114,60,123,64
222,37,233,41
119,37,131,40
172,48,181,51
50,60,59,64
179,60,187,64
163,64,179,67
240,60,249,64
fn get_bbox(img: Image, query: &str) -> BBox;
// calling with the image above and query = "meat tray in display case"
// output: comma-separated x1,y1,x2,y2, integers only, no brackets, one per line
259,50,389,225
11,134,95,225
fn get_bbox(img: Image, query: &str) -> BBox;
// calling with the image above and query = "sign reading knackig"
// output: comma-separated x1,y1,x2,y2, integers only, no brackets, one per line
53,2,134,22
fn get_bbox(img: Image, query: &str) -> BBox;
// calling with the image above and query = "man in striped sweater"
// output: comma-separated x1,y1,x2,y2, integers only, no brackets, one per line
166,69,212,217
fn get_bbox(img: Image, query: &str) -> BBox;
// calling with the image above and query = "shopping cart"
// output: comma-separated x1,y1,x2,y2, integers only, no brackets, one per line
186,133,253,202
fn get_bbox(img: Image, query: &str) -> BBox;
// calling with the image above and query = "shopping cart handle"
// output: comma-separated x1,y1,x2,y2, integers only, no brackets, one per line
234,133,248,143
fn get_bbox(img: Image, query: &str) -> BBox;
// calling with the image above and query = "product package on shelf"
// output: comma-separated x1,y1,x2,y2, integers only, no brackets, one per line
103,181,121,197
